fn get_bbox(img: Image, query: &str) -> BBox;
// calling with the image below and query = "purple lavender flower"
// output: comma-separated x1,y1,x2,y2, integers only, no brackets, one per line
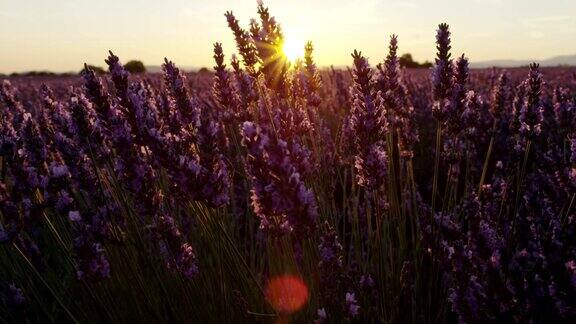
163,58,201,130
345,292,360,318
432,23,454,121
446,54,469,135
518,63,544,141
196,105,231,207
490,73,510,123
252,1,289,93
151,215,199,279
67,91,111,160
212,42,241,123
1,283,27,318
0,80,27,129
347,50,389,189
241,121,318,237
0,111,18,157
314,308,328,323
0,184,22,243
303,41,322,107
105,51,131,108
69,210,111,281
378,35,419,158
461,91,485,152
224,11,259,75
318,222,343,268
316,221,350,316
127,80,229,207
331,66,349,110
354,142,388,189
230,54,258,114
552,87,575,136
81,64,115,124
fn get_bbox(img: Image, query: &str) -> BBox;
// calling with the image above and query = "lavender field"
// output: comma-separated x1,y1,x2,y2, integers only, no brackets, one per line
1,2,576,323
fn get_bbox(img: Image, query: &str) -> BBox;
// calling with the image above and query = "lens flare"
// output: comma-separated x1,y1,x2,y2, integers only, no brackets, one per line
265,275,309,314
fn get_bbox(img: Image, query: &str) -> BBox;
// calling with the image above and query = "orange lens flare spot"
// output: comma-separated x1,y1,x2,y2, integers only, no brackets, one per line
265,275,309,314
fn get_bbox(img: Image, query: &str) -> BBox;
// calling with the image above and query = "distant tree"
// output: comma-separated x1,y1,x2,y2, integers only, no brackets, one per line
23,71,56,77
124,60,146,74
82,65,106,74
198,67,210,73
399,54,420,68
398,53,432,69
420,61,433,68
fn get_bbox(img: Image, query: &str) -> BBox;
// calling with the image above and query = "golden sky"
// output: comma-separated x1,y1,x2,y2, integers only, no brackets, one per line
0,0,575,73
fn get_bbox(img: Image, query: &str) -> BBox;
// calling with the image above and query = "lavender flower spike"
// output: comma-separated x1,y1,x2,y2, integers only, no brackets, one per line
432,23,454,121
241,121,318,237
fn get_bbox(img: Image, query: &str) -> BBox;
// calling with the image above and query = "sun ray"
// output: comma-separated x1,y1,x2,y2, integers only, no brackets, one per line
282,37,305,63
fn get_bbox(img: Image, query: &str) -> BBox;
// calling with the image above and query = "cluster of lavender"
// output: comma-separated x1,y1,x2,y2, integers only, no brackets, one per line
0,48,234,282
420,23,576,323
1,1,575,322
223,3,327,239
314,222,367,322
0,283,26,320
346,50,389,190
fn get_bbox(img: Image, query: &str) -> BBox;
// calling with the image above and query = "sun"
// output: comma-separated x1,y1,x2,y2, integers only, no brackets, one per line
282,38,304,62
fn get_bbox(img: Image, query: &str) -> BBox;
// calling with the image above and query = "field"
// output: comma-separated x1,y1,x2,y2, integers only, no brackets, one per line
1,3,576,323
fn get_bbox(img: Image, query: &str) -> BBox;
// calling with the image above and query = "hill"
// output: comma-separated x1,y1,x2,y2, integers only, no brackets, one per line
471,54,576,68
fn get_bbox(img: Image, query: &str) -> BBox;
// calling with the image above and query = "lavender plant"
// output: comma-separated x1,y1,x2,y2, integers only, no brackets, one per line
0,2,575,323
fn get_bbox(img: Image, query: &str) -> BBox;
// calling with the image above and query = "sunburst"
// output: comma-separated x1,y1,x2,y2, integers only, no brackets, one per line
281,37,305,63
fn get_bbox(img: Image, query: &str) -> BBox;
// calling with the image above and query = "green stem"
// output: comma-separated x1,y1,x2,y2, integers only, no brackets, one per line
431,123,442,212
12,244,79,323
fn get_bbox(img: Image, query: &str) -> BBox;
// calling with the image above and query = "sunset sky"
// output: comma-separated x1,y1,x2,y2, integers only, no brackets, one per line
1,0,575,73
